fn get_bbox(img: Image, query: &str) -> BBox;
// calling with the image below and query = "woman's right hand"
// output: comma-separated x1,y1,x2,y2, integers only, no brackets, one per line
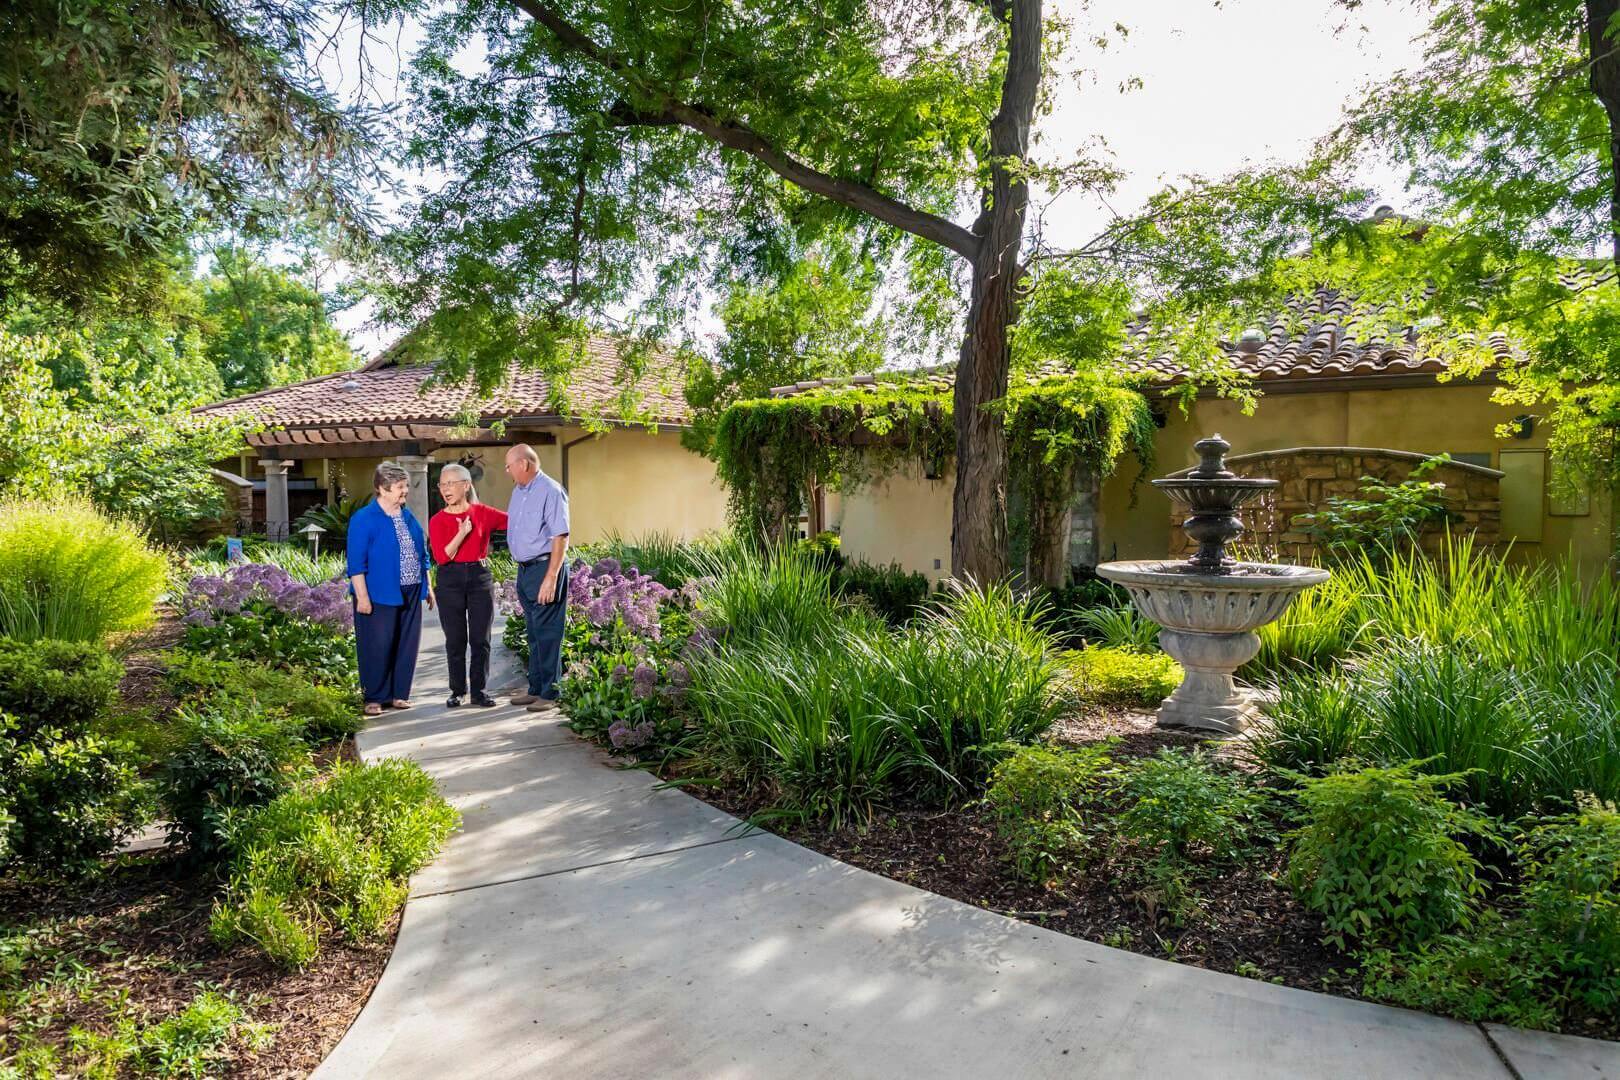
458,516,475,537
356,597,373,616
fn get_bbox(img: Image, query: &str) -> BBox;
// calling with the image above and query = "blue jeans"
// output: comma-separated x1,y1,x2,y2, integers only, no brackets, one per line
516,556,570,699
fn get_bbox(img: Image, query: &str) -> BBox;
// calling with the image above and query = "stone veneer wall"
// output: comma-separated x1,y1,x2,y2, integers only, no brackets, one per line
1167,447,1503,564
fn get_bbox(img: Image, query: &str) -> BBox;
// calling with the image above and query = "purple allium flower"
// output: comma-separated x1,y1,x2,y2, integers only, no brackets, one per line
610,663,628,683
607,719,656,751
630,662,658,700
591,557,622,578
667,661,690,688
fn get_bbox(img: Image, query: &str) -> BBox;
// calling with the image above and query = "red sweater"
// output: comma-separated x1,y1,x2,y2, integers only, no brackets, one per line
428,503,509,565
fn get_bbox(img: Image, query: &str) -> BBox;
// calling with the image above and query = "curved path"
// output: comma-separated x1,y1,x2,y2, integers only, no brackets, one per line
316,625,1618,1079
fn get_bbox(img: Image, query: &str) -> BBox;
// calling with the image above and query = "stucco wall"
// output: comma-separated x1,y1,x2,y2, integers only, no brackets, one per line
830,460,955,582
555,427,728,543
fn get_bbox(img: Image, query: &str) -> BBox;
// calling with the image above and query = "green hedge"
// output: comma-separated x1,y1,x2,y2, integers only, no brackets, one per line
0,637,122,739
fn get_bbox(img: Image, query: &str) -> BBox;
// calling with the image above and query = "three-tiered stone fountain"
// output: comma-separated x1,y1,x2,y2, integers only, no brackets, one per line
1097,435,1329,734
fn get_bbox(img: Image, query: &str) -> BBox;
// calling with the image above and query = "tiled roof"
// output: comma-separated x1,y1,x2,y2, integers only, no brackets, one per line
197,334,692,428
1121,288,1512,384
770,288,1515,399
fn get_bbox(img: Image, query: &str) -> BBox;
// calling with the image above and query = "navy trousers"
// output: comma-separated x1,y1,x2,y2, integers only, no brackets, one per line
516,556,570,699
354,582,423,705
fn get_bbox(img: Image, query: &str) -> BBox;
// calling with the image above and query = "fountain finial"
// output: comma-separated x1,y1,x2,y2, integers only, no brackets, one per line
1189,434,1235,480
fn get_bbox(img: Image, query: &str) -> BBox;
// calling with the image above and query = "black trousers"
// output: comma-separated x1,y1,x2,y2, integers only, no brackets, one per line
436,561,495,696
354,582,423,705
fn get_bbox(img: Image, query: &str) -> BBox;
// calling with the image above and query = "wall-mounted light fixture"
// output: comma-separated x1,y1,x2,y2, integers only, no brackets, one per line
1510,414,1536,440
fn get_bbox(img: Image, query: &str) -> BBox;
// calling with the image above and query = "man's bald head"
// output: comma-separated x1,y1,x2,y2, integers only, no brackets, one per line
505,443,540,484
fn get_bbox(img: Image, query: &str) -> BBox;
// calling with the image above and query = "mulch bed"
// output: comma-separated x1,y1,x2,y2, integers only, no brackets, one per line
114,609,186,716
0,851,397,1079
669,710,1359,997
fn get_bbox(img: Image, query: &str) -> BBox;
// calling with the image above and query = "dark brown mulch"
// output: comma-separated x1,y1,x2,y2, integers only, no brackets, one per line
113,607,186,716
0,851,397,1079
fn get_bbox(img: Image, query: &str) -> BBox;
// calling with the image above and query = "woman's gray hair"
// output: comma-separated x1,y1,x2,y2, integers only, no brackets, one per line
373,461,410,493
439,462,479,503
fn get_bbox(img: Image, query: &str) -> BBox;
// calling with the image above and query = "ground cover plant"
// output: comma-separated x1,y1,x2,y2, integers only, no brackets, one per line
211,760,458,968
1067,647,1181,709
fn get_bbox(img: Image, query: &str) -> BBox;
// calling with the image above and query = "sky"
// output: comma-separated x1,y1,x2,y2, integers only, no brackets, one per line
328,0,1434,357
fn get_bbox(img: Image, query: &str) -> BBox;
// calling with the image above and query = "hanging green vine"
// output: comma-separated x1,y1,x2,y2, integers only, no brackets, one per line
995,371,1157,584
713,369,1154,559
712,379,955,539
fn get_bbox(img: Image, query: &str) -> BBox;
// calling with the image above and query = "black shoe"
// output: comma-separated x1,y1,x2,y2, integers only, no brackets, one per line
446,694,464,709
470,692,498,708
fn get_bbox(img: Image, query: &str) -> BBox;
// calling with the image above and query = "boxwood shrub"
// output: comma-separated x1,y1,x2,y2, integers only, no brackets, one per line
0,637,122,738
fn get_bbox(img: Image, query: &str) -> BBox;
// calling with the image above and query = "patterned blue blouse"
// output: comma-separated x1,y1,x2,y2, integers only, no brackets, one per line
390,511,422,586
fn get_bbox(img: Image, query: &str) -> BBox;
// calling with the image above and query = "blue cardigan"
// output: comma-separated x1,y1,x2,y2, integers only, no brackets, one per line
346,501,430,606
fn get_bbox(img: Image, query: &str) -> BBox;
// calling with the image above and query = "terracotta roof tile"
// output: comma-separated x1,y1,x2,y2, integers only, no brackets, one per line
770,288,1516,400
198,334,691,428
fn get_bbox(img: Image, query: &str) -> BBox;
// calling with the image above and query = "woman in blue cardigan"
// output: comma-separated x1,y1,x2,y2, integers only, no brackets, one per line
347,462,435,717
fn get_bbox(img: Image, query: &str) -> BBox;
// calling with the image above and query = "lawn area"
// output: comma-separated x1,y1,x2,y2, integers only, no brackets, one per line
524,532,1620,1043
0,500,456,1077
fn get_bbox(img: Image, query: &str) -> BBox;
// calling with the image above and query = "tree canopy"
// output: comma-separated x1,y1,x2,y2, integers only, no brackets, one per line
1300,0,1620,482
0,0,383,306
200,247,360,394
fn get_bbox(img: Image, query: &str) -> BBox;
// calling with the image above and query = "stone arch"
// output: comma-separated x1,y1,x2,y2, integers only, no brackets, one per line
1166,447,1504,563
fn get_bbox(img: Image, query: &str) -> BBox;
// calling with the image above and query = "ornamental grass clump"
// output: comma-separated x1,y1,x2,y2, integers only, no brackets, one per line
690,541,856,646
0,496,166,643
686,580,1069,824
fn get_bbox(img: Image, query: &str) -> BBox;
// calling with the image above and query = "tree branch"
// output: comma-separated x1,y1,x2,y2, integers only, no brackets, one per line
505,0,981,260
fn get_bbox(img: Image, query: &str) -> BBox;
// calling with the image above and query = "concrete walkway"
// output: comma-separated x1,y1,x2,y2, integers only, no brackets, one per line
316,625,1620,1079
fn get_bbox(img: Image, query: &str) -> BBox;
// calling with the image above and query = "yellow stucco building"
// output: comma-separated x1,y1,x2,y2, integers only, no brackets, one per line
195,335,729,544
815,293,1618,582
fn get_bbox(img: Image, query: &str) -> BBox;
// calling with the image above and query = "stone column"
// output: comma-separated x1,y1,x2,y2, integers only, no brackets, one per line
259,459,294,542
397,455,431,527
1067,466,1100,572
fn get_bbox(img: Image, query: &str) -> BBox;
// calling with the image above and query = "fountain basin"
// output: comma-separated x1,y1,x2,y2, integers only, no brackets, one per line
1096,560,1329,734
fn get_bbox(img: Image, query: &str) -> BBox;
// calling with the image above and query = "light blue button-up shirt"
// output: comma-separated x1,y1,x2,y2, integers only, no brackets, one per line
506,470,570,562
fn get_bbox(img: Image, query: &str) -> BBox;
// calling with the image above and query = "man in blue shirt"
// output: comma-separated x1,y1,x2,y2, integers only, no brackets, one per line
503,443,571,712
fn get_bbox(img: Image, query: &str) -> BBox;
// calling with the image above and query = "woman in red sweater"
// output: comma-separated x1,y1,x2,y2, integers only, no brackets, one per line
428,464,509,708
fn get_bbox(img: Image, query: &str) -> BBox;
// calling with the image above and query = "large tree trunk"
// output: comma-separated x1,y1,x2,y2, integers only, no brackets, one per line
950,0,1042,582
1589,0,1620,269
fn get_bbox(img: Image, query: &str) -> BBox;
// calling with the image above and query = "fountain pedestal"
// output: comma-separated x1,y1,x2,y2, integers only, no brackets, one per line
1096,435,1329,734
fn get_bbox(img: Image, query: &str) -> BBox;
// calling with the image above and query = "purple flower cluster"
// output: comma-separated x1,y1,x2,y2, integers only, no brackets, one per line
607,718,657,751
184,563,352,631
630,661,658,700
568,558,676,638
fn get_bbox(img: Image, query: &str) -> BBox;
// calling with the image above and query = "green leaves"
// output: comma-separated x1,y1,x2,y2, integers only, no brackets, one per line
0,0,383,303
1286,762,1497,949
200,247,360,394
